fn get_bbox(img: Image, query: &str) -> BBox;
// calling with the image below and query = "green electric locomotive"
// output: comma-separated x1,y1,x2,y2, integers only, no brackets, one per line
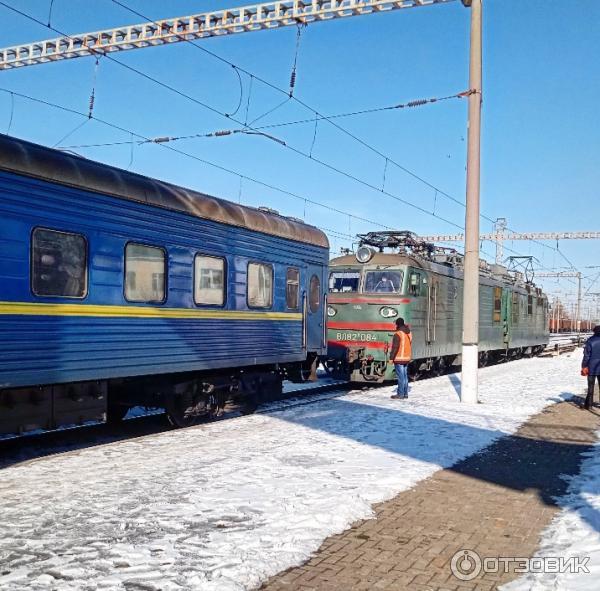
325,231,549,383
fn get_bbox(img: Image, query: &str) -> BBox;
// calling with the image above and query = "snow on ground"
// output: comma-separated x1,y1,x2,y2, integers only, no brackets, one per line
502,428,600,591
0,353,587,591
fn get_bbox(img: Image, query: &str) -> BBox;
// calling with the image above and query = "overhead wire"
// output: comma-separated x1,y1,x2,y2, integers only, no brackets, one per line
106,0,583,265
5,90,14,134
106,1,484,217
51,118,90,148
1,1,570,265
103,0,579,267
225,65,244,118
0,87,390,245
0,1,466,232
58,91,476,150
46,0,56,27
30,0,559,270
2,86,504,260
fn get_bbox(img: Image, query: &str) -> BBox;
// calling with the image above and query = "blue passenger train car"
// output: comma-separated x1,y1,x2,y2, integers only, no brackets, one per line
0,134,329,434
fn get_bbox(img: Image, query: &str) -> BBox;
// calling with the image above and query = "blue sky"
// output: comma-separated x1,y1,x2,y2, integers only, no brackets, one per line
1,0,599,312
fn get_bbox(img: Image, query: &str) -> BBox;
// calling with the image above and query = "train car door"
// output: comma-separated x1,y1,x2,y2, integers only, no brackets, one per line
501,288,511,345
305,265,324,352
426,278,438,344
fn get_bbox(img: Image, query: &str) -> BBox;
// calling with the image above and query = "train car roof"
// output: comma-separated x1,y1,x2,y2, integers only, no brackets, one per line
330,252,546,294
0,133,328,249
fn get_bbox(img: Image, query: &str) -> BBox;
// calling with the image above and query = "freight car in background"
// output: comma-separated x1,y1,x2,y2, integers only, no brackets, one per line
0,133,328,436
325,231,549,383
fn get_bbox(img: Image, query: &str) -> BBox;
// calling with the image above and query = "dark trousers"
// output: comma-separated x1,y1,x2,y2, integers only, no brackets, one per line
586,375,599,409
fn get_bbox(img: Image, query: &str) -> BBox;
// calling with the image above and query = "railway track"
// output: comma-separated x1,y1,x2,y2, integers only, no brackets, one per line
0,378,351,467
542,334,588,357
0,346,583,466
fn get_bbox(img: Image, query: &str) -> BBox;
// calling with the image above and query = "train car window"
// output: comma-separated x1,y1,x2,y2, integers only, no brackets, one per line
286,268,300,309
248,262,273,308
31,228,87,298
493,287,502,323
309,275,321,313
527,295,534,316
365,271,404,294
194,255,226,306
329,271,359,292
125,243,166,303
408,272,421,296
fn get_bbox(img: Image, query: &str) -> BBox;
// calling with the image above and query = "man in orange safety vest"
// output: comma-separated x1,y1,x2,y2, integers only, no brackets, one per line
389,317,412,400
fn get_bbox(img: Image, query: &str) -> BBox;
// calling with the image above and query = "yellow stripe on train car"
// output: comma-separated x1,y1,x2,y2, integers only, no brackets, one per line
0,301,303,321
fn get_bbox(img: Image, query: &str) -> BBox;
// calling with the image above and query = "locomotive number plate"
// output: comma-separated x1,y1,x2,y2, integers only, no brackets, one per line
336,332,377,342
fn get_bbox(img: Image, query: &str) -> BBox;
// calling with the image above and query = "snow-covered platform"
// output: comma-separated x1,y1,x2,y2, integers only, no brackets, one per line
0,353,598,591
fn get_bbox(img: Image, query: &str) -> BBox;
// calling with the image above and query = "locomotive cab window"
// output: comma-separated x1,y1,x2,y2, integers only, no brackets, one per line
248,262,273,308
309,274,321,313
195,255,226,306
329,270,359,293
493,287,502,323
31,228,87,298
364,270,403,294
408,272,421,297
286,268,300,309
125,243,166,303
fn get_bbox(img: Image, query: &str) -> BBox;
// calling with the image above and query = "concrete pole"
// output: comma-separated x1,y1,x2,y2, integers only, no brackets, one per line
576,272,582,333
460,0,482,404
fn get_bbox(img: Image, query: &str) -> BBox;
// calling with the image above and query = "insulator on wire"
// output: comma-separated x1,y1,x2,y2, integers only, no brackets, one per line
88,57,100,119
289,70,297,97
407,99,428,108
214,130,232,137
87,91,95,119
152,136,172,143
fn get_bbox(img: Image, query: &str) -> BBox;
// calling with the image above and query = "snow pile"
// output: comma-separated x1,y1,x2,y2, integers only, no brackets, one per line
0,354,586,591
502,429,600,591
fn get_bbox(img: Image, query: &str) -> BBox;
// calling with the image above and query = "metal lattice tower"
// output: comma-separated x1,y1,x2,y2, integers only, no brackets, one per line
420,219,600,265
536,271,583,331
0,0,456,70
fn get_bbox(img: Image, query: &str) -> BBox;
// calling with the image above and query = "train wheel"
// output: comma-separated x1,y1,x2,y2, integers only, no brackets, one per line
106,403,130,424
408,362,421,382
240,397,258,415
478,351,489,368
431,358,446,377
165,395,201,428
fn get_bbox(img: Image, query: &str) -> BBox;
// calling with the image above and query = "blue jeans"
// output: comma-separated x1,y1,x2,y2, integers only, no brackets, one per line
394,363,409,397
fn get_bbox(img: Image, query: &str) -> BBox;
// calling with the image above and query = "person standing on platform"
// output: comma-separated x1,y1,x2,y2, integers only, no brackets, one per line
389,318,412,400
582,325,600,410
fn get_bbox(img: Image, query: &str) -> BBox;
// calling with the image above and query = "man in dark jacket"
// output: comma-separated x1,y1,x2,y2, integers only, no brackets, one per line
389,318,412,400
582,325,600,410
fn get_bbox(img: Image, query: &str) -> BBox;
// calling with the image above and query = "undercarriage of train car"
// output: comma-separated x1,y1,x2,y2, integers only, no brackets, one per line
0,354,319,436
323,343,546,384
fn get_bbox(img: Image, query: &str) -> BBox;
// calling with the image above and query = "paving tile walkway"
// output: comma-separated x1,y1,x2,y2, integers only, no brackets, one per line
260,401,600,591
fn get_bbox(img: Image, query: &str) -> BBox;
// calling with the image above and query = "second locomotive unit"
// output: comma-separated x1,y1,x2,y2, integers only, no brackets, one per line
325,231,549,383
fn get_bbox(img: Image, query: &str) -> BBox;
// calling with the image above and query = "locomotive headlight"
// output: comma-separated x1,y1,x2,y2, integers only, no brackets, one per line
327,305,337,317
379,306,398,318
356,246,375,264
